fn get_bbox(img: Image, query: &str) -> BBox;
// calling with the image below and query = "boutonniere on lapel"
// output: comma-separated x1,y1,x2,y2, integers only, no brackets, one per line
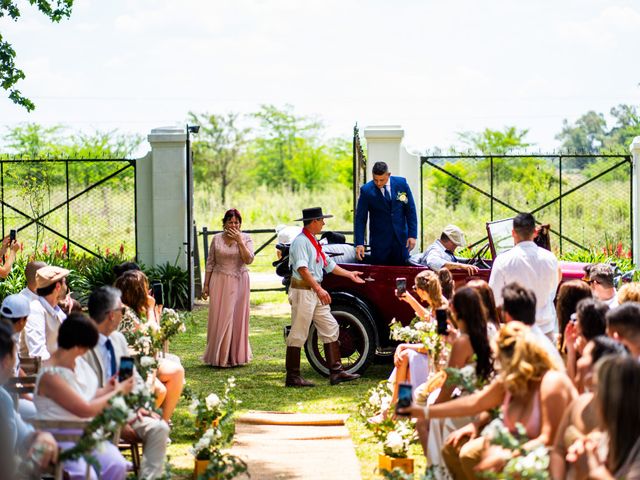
396,192,408,204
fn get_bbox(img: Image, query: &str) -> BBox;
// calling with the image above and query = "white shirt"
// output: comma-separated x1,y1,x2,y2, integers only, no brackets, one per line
489,241,559,334
24,296,66,360
419,239,457,270
379,181,391,199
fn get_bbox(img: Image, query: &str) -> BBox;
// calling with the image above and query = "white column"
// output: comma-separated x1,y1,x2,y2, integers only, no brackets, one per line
136,127,188,269
363,125,422,251
631,136,640,266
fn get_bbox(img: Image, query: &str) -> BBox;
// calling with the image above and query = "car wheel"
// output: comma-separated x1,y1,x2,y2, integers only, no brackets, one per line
304,303,376,377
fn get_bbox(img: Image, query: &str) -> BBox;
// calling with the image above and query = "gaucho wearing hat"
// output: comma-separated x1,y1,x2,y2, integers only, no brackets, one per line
285,207,365,387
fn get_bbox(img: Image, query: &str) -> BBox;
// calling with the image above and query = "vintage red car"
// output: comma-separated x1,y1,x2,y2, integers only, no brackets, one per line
277,219,588,377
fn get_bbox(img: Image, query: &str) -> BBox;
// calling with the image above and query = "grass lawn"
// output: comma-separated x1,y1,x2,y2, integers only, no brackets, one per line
166,291,427,479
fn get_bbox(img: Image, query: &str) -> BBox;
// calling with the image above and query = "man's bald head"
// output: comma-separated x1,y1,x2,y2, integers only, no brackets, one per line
25,261,47,291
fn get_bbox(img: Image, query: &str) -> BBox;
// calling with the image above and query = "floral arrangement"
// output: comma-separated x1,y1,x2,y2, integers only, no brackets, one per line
358,380,394,422
389,317,451,370
58,395,133,473
389,317,431,344
480,417,550,479
382,419,416,458
185,377,247,479
159,308,188,345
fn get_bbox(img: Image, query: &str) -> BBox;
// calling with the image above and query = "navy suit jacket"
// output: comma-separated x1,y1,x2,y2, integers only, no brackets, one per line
354,176,417,264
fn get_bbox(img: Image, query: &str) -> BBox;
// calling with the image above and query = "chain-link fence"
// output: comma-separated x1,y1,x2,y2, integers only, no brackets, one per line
0,158,136,258
420,153,632,256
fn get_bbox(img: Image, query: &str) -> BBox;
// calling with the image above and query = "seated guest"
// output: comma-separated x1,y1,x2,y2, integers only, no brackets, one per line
402,322,577,477
369,271,447,424
112,261,141,279
564,298,608,391
501,282,565,370
616,281,640,304
114,270,185,422
419,225,479,275
466,279,501,333
422,287,494,474
606,303,640,358
584,263,618,308
566,355,640,479
84,286,169,480
551,336,628,480
438,268,455,301
18,261,46,355
1,293,37,419
0,320,58,477
24,266,70,360
34,313,133,480
556,279,592,351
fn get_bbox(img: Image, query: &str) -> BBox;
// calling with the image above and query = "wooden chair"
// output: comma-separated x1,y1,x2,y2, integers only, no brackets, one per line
118,426,142,475
26,419,92,480
5,375,37,410
18,355,42,375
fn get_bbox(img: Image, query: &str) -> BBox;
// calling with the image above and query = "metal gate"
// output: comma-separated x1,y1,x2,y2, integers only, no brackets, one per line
420,153,632,255
0,157,137,258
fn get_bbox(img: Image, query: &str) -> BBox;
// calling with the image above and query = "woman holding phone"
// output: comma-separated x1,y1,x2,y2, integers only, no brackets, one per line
0,232,19,278
34,313,133,479
115,270,185,422
201,209,254,367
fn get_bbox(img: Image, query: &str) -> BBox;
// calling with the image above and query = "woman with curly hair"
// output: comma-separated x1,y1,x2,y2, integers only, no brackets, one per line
402,322,577,477
115,270,185,422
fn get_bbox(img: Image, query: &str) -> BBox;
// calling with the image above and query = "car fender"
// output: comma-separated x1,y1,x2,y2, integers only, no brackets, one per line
329,291,380,348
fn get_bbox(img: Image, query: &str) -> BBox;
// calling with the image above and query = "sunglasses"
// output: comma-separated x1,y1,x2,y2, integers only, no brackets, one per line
112,306,126,315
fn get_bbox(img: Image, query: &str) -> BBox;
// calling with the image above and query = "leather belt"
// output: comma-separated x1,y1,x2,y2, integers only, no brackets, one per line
290,278,312,290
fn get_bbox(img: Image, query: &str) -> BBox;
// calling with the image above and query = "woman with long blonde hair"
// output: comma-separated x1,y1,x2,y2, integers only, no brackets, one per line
402,322,577,476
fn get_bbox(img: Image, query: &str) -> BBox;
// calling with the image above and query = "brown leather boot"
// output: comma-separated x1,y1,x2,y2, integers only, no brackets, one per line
285,346,314,387
324,341,360,385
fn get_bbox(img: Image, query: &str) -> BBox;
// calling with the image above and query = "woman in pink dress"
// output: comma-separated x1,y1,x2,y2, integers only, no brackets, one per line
202,209,254,367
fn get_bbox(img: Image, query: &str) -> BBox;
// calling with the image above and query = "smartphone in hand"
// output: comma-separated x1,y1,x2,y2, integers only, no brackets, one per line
9,229,16,243
152,282,164,306
436,309,449,335
396,277,407,296
118,356,135,382
395,382,413,415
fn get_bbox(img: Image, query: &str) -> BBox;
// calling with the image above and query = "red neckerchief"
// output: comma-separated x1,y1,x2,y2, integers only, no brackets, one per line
302,228,327,267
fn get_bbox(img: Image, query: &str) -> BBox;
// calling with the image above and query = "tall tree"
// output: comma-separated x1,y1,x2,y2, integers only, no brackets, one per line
189,112,249,205
458,126,531,154
1,0,74,111
555,111,607,153
249,104,322,190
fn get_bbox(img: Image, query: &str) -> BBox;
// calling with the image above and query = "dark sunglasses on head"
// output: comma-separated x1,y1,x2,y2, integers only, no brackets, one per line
113,306,126,315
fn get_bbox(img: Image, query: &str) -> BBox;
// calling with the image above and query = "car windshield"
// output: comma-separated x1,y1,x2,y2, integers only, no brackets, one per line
487,218,515,257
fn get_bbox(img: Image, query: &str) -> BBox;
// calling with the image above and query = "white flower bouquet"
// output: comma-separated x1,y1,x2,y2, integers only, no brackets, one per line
382,419,416,458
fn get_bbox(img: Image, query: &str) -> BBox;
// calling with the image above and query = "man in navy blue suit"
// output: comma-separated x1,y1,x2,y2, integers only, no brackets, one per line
355,162,418,265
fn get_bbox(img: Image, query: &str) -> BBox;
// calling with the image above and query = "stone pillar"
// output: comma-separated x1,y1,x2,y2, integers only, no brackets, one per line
363,125,422,251
136,127,188,270
631,136,640,266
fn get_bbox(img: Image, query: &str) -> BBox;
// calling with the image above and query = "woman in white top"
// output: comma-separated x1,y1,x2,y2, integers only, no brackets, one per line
35,313,134,480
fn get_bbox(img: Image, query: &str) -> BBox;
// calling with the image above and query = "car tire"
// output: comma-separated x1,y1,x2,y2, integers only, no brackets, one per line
304,303,376,377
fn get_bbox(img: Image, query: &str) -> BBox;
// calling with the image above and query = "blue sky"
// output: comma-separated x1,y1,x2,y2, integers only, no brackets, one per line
1,0,639,152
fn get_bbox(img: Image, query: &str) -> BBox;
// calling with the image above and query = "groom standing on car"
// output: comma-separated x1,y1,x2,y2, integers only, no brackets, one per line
355,162,418,265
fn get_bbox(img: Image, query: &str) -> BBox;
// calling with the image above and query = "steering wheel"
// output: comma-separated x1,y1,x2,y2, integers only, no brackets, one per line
469,243,491,270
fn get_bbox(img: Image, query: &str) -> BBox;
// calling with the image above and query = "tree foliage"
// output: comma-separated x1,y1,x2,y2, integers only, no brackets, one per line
0,0,74,111
188,111,249,204
556,104,640,154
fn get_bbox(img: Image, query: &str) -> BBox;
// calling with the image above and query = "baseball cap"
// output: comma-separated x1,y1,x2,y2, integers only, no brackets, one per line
443,224,466,247
1,294,31,319
35,266,70,289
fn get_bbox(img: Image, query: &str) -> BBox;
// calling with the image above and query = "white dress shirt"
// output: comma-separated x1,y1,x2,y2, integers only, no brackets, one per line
24,296,66,360
489,241,559,334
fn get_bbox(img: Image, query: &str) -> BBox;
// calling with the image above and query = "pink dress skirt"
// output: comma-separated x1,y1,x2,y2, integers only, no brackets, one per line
202,232,254,366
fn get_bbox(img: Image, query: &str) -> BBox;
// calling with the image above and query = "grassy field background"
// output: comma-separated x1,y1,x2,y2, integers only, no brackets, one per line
166,291,427,479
